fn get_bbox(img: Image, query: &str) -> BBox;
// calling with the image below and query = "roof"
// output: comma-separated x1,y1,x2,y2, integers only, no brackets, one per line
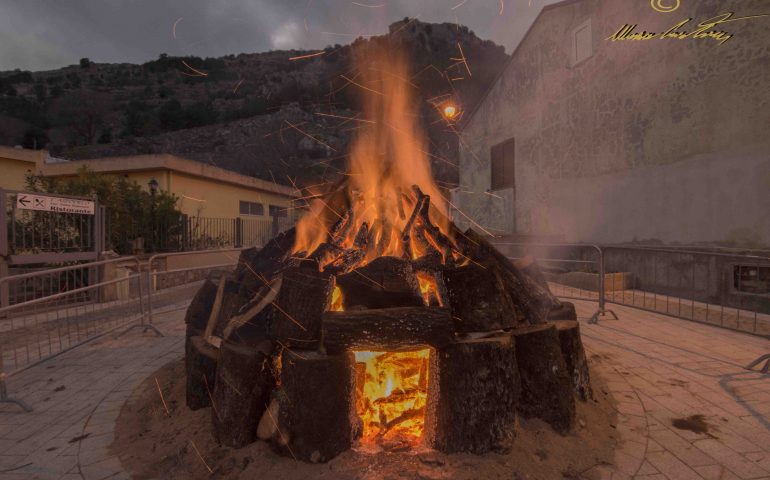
461,0,583,128
39,153,297,198
0,145,47,164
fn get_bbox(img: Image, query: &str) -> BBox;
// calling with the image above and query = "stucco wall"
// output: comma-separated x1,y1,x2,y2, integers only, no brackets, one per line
458,0,770,246
0,147,45,191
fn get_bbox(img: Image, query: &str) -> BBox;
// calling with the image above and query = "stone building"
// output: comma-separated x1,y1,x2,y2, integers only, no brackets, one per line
454,0,770,246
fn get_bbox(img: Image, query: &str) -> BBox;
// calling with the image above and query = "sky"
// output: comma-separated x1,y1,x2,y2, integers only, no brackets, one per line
0,0,558,72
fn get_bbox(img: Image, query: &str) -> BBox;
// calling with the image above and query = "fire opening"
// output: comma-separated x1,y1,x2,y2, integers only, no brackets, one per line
354,349,430,451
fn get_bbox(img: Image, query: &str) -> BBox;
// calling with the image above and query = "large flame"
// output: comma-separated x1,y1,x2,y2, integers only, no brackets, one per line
293,48,447,261
354,350,430,450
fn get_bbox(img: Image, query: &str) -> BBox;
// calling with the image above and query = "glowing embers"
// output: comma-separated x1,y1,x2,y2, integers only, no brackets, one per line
354,349,430,451
416,272,442,306
330,285,344,311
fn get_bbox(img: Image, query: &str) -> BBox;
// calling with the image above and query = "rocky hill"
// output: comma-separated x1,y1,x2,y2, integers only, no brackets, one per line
0,19,508,188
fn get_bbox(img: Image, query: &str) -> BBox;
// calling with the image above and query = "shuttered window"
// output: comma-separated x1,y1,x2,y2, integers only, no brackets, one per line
490,138,515,190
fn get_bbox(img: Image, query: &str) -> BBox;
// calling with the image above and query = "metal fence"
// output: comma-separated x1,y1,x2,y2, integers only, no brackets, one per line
0,257,146,411
498,242,770,337
108,213,294,254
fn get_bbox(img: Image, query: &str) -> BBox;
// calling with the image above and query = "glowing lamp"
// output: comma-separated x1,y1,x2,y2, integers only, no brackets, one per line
443,105,458,120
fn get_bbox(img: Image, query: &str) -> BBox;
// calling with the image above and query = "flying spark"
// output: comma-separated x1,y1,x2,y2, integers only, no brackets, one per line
171,17,183,39
289,51,326,61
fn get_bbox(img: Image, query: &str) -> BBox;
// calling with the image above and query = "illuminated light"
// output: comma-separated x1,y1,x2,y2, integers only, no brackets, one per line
354,350,430,450
443,105,458,120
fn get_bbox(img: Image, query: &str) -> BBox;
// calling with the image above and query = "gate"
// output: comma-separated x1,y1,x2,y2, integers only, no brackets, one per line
0,188,106,309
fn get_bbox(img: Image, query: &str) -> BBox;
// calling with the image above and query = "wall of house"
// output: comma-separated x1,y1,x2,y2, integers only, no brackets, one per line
167,171,293,218
0,147,44,191
458,0,770,246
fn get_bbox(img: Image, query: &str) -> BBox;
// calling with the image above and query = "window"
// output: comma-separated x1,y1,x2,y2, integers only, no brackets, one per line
572,19,593,65
490,138,515,190
733,265,770,294
269,205,288,218
239,201,264,216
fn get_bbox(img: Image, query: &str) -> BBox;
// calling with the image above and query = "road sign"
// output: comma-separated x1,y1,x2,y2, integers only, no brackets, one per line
15,193,95,215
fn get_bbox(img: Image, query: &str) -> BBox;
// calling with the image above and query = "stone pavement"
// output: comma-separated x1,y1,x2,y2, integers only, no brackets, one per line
0,299,768,480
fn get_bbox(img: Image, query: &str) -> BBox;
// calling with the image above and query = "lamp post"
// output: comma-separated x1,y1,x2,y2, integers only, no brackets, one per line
148,178,158,251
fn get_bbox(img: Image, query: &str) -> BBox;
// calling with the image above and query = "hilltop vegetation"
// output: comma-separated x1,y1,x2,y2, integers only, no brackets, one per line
0,19,508,187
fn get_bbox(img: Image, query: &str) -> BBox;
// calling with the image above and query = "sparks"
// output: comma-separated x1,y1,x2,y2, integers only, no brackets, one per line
180,60,208,77
289,51,326,61
171,17,183,39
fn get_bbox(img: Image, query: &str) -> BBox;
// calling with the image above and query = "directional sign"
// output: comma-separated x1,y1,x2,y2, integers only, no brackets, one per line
15,194,95,215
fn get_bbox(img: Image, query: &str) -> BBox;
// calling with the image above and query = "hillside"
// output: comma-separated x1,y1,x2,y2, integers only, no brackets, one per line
0,19,508,188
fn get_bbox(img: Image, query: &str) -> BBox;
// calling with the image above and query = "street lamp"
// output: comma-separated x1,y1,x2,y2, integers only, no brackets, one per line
148,177,159,196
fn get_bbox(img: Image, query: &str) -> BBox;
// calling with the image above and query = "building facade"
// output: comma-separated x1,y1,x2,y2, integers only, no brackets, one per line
0,148,296,220
455,0,770,246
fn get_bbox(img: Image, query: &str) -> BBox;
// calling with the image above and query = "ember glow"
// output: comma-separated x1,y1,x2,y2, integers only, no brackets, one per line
443,105,458,120
354,350,430,450
292,48,449,264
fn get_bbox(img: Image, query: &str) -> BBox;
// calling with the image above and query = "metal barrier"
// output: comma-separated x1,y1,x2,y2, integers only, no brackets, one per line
145,247,249,324
0,257,145,411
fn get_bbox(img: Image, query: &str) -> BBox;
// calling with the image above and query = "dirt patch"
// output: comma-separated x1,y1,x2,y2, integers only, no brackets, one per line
113,359,619,480
671,415,711,435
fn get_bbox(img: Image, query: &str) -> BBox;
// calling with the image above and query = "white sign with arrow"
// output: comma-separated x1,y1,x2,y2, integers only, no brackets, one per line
16,193,95,215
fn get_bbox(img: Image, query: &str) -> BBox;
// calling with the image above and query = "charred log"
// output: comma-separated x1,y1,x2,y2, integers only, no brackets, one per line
554,321,592,401
237,227,297,298
185,335,219,411
322,307,453,354
425,335,519,454
211,340,275,448
269,350,355,463
444,264,516,333
548,301,577,321
184,277,218,335
268,264,334,348
512,324,575,434
335,256,423,309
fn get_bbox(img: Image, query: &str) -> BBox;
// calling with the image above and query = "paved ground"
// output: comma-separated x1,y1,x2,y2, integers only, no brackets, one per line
0,299,768,480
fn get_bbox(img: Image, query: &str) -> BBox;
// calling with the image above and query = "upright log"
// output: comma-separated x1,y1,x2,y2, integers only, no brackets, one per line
553,321,592,401
444,264,516,333
185,335,219,410
322,307,453,354
512,324,575,433
270,350,355,463
184,277,218,335
268,263,333,348
211,340,274,448
425,335,520,454
335,256,423,309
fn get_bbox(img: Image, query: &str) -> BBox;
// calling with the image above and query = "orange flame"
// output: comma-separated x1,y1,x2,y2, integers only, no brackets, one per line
293,48,447,260
330,285,344,311
354,349,429,450
416,272,442,306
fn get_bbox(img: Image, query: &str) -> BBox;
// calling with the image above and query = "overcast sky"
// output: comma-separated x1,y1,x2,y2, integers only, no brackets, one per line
0,0,560,72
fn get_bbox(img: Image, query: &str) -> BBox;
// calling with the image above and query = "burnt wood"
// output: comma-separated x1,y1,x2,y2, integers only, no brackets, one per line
268,264,333,348
444,264,516,333
185,335,219,411
237,228,297,297
462,229,557,324
211,340,274,448
425,335,520,454
335,256,423,309
548,301,577,321
184,277,218,335
553,321,592,401
322,307,453,354
512,324,576,433
271,350,355,463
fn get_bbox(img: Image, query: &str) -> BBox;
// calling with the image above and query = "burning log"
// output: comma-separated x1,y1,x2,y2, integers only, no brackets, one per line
211,340,274,448
512,324,575,434
268,263,334,348
461,229,557,324
185,335,219,410
554,321,592,401
548,301,577,321
269,350,356,463
335,256,423,309
322,307,453,354
443,264,516,333
425,335,520,454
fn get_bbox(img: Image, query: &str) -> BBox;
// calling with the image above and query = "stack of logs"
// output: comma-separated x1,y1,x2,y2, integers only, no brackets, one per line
184,193,590,463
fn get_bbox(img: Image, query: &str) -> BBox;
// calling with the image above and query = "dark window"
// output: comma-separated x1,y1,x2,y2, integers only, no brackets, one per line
239,201,264,216
734,265,770,294
490,138,515,190
269,205,288,218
